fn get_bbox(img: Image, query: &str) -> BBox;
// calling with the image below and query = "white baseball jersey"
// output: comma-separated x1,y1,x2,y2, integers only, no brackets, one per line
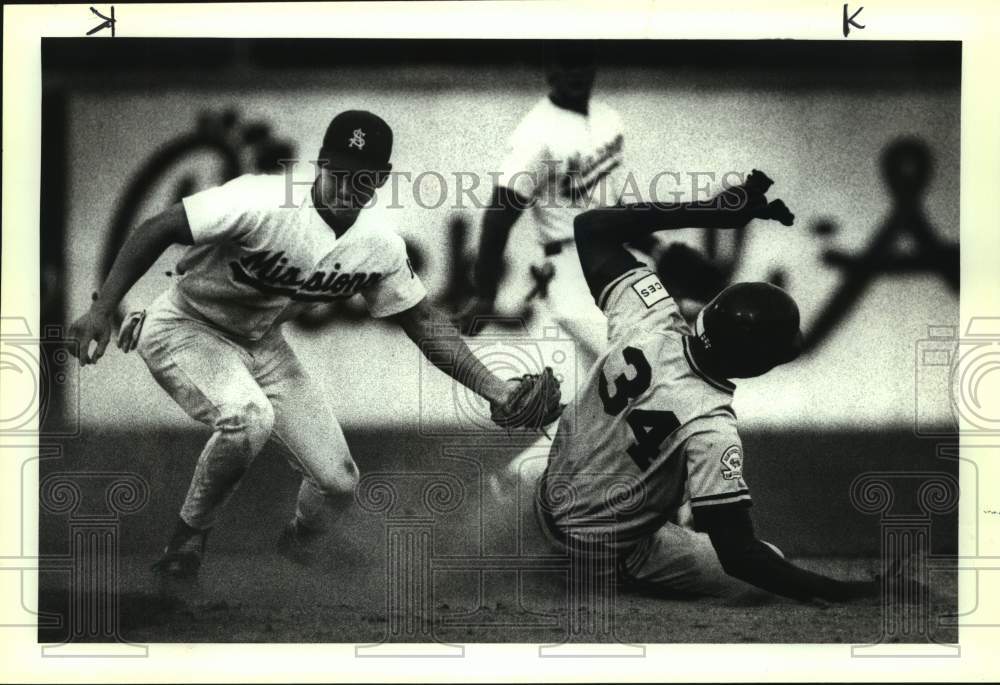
173,173,426,340
541,267,750,552
499,97,625,245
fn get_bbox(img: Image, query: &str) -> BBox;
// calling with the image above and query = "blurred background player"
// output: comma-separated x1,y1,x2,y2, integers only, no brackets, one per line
67,111,521,590
456,43,626,368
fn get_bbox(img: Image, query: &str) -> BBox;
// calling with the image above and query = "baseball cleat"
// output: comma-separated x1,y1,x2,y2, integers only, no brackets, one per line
151,549,203,596
765,199,795,226
151,518,208,598
743,169,774,195
151,549,203,578
276,519,321,567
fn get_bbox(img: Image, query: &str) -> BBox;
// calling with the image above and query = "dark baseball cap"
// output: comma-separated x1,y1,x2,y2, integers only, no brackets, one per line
319,110,393,171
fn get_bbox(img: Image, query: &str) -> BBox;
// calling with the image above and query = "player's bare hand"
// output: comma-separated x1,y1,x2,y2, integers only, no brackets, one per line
452,296,496,337
68,306,113,367
500,377,522,405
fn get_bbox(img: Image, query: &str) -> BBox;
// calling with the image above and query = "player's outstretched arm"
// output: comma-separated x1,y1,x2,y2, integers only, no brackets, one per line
68,203,194,366
574,169,794,303
695,504,879,604
392,297,513,407
579,169,793,238
453,185,531,335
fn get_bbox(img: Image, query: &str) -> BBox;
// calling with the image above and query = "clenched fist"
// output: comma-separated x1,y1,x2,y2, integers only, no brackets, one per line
67,305,113,366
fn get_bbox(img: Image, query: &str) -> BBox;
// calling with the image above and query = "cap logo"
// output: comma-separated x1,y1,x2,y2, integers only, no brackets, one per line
348,128,366,150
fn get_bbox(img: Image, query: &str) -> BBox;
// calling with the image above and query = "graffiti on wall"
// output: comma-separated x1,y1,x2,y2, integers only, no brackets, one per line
91,112,958,354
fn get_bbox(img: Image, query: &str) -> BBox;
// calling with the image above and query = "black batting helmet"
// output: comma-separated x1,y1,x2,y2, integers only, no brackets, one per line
694,282,803,378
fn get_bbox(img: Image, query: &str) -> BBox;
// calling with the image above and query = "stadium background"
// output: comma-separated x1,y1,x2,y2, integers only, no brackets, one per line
38,39,960,617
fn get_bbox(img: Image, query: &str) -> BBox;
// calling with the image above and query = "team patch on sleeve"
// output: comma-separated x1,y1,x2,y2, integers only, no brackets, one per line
631,272,670,309
686,436,751,509
720,444,743,480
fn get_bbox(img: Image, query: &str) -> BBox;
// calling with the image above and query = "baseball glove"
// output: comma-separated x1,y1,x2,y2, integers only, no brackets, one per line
491,367,564,432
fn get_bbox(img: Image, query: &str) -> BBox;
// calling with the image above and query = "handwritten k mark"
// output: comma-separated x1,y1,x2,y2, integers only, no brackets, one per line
87,6,116,37
843,4,865,37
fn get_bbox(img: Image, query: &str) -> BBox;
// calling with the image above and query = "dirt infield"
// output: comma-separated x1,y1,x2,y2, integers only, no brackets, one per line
37,426,958,645
38,551,957,644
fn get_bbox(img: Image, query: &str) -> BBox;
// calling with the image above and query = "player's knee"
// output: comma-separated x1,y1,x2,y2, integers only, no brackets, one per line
315,458,359,498
215,398,275,455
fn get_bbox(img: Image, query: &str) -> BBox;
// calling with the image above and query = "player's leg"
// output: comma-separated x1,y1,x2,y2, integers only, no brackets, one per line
484,442,561,560
511,464,776,602
488,420,761,601
620,521,767,600
137,304,275,579
252,331,359,563
486,430,553,547
489,449,745,603
488,425,553,503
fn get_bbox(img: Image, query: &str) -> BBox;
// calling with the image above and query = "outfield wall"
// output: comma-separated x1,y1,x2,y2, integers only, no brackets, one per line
56,60,959,432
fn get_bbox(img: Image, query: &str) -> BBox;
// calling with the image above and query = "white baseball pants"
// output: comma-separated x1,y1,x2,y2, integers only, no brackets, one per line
137,290,359,533
490,430,755,599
